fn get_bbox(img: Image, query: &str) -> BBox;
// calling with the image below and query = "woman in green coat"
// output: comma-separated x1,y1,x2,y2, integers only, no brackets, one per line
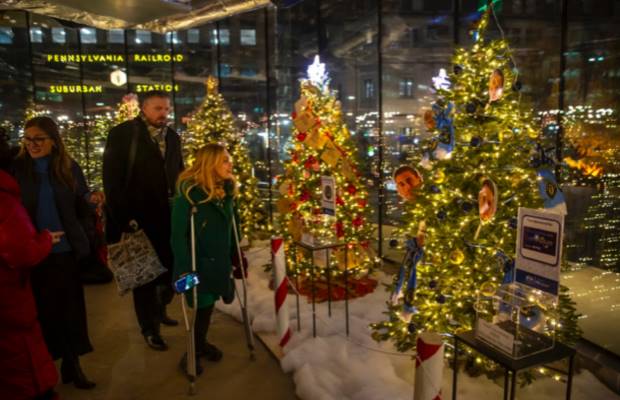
170,143,239,374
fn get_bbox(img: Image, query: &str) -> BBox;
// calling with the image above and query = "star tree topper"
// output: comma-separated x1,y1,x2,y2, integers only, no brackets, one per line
307,55,330,90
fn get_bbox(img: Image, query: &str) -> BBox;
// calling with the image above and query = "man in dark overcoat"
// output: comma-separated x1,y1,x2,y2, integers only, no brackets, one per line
103,90,183,350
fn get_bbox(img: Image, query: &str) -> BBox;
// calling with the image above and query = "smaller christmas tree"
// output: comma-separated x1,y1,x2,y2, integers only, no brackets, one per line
277,56,377,282
184,77,266,239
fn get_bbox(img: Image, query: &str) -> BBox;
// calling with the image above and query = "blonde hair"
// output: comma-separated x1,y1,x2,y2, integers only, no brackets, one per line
177,143,238,202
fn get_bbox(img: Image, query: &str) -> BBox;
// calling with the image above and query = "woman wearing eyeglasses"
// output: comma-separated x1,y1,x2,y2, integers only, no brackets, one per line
11,116,101,390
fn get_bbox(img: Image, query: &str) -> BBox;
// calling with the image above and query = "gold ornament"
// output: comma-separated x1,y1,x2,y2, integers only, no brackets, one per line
434,170,445,184
449,249,465,265
479,281,497,297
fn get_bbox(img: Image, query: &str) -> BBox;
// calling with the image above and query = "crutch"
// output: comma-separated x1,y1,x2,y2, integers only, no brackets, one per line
232,214,256,360
180,205,199,395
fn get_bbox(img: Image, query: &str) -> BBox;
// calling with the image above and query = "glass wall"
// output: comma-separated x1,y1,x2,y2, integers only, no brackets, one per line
562,0,620,272
1,2,618,270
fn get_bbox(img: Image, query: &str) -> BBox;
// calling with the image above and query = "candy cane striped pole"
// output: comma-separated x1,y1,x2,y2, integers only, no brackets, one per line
415,332,444,400
272,237,291,347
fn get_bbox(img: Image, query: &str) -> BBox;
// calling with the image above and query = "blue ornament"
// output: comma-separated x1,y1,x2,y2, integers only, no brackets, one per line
453,64,463,75
436,210,447,220
429,280,438,289
407,322,416,333
466,102,477,114
509,217,518,229
430,185,441,194
436,294,446,304
470,136,482,147
461,202,473,213
537,168,567,215
503,259,515,274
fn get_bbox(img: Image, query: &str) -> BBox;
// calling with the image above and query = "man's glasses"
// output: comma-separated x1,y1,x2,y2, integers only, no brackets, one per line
22,136,50,145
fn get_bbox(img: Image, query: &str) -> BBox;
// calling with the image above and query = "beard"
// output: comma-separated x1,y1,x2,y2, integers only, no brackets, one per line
148,118,167,128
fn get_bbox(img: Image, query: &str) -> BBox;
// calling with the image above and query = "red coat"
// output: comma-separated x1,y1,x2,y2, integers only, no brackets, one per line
0,170,58,399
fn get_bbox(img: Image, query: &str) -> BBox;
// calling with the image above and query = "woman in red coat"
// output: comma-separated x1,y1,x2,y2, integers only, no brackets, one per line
0,138,60,399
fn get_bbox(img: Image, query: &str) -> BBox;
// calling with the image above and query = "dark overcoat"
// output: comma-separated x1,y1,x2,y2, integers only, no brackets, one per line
102,116,183,271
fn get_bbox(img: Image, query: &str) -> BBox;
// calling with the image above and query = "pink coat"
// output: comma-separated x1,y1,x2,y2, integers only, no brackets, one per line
0,170,58,399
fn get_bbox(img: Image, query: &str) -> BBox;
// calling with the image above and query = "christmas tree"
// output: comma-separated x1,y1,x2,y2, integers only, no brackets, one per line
277,56,377,279
370,7,581,374
66,94,139,190
22,95,139,189
183,77,266,239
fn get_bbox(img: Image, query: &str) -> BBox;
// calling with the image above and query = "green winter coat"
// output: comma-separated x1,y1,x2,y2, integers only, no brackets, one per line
170,180,239,307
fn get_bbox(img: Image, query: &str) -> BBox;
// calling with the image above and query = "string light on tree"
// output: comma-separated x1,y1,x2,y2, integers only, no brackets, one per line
278,55,377,278
183,76,267,239
370,7,581,383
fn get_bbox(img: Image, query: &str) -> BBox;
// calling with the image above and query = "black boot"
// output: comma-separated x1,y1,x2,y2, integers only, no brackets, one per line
61,357,96,389
194,305,222,361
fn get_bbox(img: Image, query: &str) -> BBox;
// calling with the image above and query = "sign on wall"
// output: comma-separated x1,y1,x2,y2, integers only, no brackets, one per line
45,54,185,63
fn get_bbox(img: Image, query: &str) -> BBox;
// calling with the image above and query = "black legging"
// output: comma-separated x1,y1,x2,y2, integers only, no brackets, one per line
195,305,215,354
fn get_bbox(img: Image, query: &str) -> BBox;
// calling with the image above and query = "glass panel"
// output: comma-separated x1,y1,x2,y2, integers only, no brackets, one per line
381,0,455,259
320,0,380,252
135,30,152,44
79,26,130,186
561,0,620,356
107,29,124,43
460,0,562,111
79,27,97,44
51,27,65,44
29,26,43,43
240,28,256,46
172,24,217,135
0,27,13,44
0,11,29,139
30,14,82,119
211,28,230,45
187,28,200,43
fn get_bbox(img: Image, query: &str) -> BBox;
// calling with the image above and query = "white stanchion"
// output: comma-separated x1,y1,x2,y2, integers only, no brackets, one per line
272,237,291,347
415,332,444,400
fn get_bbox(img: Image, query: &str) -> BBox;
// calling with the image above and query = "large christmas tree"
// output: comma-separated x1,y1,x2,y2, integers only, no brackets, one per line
277,56,376,278
183,77,266,239
370,8,580,370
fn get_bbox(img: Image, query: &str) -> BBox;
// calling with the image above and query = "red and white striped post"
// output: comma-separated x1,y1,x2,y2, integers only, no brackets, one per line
272,237,291,347
415,332,444,400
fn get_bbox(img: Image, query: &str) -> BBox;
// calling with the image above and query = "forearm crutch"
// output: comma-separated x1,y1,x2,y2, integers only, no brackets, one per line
180,205,199,395
232,214,256,360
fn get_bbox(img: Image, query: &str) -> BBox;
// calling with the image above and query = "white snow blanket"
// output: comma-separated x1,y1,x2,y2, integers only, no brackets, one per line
217,244,619,400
